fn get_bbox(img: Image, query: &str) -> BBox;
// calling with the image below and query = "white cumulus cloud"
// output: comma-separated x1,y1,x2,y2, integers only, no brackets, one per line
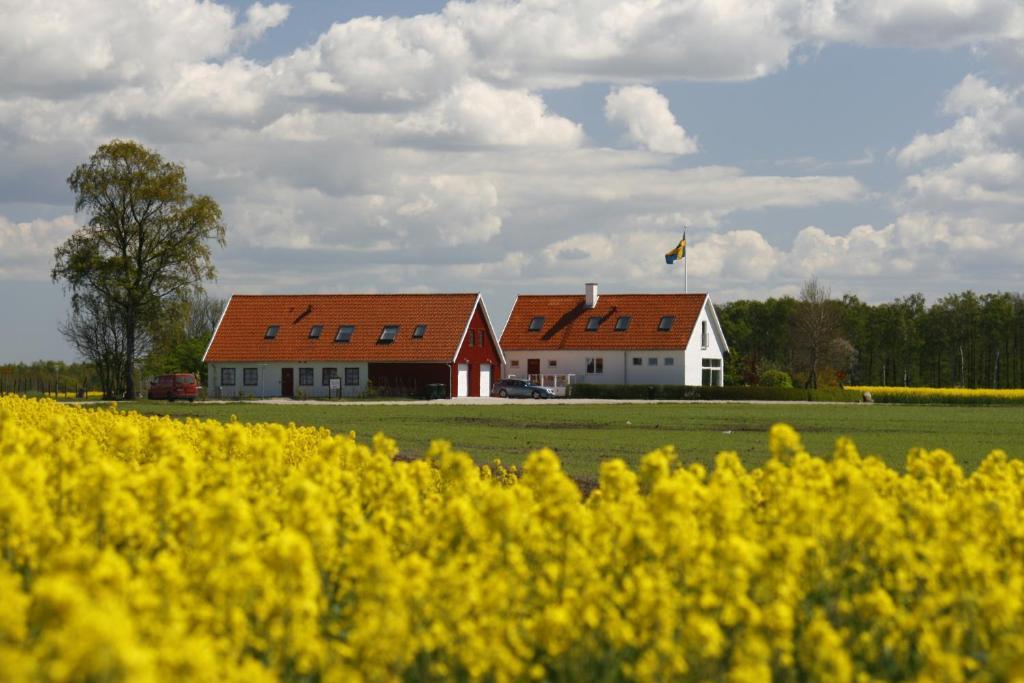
604,85,698,154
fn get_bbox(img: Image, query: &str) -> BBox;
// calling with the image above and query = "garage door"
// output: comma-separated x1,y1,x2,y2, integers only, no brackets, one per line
479,363,491,397
457,363,469,397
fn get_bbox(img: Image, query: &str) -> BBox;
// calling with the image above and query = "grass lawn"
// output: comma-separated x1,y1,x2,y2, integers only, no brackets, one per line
108,400,1024,481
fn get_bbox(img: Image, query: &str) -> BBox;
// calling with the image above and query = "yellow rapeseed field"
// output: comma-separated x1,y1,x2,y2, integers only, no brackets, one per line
849,385,1024,402
2,395,1024,682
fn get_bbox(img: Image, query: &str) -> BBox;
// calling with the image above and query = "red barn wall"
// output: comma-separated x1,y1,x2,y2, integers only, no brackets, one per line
450,302,503,396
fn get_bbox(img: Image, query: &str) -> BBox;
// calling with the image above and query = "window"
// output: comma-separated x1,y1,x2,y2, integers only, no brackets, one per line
220,367,235,386
379,325,399,342
701,321,709,349
344,367,360,386
664,357,675,366
548,360,557,368
702,358,723,387
658,316,675,331
586,316,601,331
265,325,279,339
322,367,338,386
586,357,604,373
615,316,632,331
468,330,476,347
510,360,520,367
243,368,259,385
309,325,322,339
632,357,642,366
529,316,544,332
413,324,427,339
298,368,313,386
335,325,355,342
648,357,658,366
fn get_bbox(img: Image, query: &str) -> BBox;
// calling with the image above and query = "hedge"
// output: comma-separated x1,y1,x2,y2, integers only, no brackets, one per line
566,384,864,402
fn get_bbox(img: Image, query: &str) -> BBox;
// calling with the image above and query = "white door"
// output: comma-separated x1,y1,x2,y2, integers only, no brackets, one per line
457,363,469,397
479,363,491,397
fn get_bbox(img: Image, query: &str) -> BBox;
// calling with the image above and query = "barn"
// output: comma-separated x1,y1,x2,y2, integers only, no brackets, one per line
203,293,504,399
500,283,728,387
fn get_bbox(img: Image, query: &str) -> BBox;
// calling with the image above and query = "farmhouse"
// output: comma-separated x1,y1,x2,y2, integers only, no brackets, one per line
203,293,504,399
500,283,728,387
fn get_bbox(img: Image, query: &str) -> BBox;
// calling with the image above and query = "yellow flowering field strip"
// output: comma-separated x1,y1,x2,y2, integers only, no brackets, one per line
849,385,1024,404
2,395,1024,681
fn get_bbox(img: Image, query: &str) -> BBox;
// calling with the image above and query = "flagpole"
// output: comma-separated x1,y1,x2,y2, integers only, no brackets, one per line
684,253,688,293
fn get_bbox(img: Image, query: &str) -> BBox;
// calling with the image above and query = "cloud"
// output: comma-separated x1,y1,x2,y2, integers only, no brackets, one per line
604,85,697,154
0,215,77,280
236,2,290,44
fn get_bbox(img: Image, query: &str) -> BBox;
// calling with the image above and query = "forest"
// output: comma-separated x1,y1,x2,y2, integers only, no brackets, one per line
717,288,1024,389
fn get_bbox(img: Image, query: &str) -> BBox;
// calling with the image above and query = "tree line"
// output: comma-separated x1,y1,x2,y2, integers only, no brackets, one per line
717,281,1024,389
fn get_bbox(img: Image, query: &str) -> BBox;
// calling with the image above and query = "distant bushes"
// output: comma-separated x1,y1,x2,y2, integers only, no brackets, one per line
758,369,793,388
567,384,862,402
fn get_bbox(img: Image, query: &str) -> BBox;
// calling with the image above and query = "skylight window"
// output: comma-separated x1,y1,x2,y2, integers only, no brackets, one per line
658,316,675,332
615,316,632,331
264,325,279,339
585,316,601,331
334,325,354,343
379,325,399,342
412,324,427,339
529,316,545,332
309,325,322,339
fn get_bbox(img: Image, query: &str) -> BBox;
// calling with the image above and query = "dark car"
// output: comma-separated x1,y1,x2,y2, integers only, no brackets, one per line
491,378,554,399
147,373,199,401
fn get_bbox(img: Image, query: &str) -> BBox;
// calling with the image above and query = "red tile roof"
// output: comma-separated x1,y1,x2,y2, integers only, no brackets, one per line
204,293,482,363
500,293,708,351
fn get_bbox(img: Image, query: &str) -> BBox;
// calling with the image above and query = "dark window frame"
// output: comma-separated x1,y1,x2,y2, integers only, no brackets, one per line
528,316,545,332
243,368,259,386
632,357,642,366
322,367,339,386
658,316,675,332
335,325,355,343
412,324,427,339
309,325,323,339
220,367,236,386
379,325,399,343
585,316,602,331
298,368,314,386
615,316,632,331
344,367,360,386
265,325,279,339
586,357,604,373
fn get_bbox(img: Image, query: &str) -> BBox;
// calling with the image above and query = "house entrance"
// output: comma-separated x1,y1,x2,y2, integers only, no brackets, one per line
281,368,293,398
527,358,540,382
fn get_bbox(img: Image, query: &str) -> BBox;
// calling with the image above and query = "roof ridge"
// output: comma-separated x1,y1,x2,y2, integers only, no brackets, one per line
229,292,480,298
516,292,707,297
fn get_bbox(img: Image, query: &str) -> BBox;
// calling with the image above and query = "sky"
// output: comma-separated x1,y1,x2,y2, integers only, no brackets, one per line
1,0,1023,363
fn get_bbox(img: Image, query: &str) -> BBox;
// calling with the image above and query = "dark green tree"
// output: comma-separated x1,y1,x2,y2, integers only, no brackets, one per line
52,140,226,398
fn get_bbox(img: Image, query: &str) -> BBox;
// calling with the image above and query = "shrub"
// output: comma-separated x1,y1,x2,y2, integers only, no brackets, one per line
759,369,794,388
567,383,861,402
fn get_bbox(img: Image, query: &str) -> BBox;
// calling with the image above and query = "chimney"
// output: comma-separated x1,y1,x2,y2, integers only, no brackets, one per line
585,282,599,309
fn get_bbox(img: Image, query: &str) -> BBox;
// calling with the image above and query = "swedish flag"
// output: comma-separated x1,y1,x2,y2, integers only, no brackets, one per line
665,235,686,265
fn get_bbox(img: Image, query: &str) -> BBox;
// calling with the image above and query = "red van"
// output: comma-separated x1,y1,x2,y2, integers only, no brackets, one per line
147,373,199,401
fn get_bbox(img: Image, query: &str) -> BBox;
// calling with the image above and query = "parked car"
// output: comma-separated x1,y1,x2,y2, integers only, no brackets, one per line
491,378,554,399
147,373,199,402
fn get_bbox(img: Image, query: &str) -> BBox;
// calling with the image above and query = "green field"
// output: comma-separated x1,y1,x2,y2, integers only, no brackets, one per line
109,400,1024,481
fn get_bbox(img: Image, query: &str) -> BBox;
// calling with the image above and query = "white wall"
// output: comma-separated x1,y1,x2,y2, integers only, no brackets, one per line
207,361,369,399
503,349,685,385
683,300,726,386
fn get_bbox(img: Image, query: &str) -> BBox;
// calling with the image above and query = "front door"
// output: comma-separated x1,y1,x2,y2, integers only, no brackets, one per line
527,358,540,382
457,363,469,397
479,363,491,397
281,368,293,398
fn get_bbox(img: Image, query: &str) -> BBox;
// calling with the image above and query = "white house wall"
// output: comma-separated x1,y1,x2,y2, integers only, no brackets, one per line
683,300,726,386
503,349,686,385
206,361,369,399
